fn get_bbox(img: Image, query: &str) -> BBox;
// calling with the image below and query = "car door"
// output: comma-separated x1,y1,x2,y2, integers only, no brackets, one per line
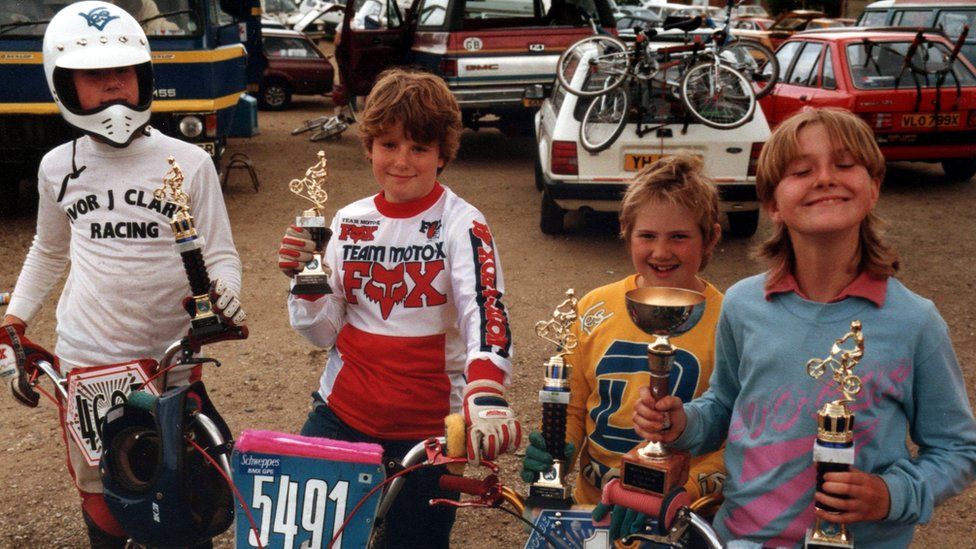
335,0,415,96
761,40,825,126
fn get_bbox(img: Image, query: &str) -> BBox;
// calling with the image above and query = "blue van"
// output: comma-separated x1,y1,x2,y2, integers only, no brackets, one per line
0,0,264,213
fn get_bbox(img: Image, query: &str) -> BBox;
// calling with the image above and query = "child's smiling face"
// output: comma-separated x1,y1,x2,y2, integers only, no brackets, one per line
369,122,444,204
629,197,717,292
767,123,880,241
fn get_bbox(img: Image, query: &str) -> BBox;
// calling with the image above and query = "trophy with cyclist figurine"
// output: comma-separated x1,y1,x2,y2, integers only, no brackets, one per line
804,321,865,549
154,156,223,338
619,287,705,496
527,288,579,509
289,150,334,296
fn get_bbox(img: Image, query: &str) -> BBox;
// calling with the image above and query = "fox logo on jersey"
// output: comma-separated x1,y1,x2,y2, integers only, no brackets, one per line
420,220,441,239
362,263,408,319
339,223,379,243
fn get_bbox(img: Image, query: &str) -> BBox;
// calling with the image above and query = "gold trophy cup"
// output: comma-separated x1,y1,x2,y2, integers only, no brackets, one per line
290,151,333,296
805,321,865,549
527,289,579,509
620,287,706,496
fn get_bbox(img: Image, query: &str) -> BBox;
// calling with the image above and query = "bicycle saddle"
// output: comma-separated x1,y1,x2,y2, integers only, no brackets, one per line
661,15,703,33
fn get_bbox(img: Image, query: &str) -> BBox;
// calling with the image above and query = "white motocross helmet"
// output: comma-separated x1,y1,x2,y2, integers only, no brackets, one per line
43,1,154,147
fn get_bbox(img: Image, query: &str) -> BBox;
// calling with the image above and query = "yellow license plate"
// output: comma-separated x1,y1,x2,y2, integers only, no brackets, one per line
901,113,960,129
624,153,665,171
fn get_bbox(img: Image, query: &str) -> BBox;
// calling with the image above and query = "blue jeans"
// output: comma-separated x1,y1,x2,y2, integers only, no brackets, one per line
300,394,458,549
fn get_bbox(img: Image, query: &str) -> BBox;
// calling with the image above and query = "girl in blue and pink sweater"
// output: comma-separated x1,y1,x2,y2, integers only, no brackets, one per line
634,108,976,548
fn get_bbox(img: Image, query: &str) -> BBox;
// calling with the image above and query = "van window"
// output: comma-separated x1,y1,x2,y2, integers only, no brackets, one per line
416,0,449,26
936,11,976,41
846,40,976,89
788,42,824,86
892,10,933,28
465,0,536,18
858,10,887,27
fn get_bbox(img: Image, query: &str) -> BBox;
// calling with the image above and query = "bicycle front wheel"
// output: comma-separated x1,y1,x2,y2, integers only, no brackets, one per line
579,86,630,153
719,38,779,99
557,35,630,97
680,62,756,130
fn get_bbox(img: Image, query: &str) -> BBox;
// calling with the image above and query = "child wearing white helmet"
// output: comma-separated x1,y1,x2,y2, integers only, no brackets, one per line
0,2,243,546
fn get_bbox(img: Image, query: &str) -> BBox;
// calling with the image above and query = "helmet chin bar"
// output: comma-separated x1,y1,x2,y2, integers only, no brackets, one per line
62,102,151,147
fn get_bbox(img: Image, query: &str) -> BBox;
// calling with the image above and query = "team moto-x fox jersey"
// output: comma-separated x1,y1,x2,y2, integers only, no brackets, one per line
289,183,512,439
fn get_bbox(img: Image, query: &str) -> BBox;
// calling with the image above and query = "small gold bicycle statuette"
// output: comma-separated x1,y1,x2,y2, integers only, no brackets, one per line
154,156,191,218
535,289,579,356
289,150,330,213
807,320,865,402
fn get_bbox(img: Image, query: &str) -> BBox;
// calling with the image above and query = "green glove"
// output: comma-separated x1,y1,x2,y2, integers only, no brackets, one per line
592,502,649,541
520,431,575,483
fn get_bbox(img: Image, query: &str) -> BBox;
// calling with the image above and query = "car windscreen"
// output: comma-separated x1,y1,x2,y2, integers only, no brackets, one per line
0,0,203,37
846,40,976,90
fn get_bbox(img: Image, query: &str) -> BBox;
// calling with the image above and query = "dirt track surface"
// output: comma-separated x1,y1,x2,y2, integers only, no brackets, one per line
1,95,974,547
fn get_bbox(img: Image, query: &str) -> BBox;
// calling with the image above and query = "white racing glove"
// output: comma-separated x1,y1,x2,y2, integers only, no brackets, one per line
209,279,246,327
462,380,522,466
278,225,332,279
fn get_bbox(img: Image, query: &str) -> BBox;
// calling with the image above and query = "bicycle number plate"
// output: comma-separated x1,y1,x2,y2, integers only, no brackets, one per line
233,431,385,549
524,509,612,549
901,113,960,129
65,361,159,466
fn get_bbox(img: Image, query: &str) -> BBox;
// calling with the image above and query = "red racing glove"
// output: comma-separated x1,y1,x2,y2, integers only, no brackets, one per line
278,225,328,278
0,324,55,408
462,380,522,466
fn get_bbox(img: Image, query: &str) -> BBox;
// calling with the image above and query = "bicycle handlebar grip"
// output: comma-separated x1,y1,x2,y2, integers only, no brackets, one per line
439,474,488,495
542,401,567,459
602,478,691,529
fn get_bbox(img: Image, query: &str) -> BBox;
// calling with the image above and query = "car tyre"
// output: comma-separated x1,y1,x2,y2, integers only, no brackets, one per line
534,153,545,192
942,158,976,182
727,210,759,238
259,79,292,110
540,190,566,234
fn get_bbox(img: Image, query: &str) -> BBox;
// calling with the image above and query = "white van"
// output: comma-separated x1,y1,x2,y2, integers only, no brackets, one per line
534,44,770,236
858,0,976,64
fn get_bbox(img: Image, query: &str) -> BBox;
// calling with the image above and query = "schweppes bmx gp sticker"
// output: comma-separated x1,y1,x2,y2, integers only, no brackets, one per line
65,361,159,466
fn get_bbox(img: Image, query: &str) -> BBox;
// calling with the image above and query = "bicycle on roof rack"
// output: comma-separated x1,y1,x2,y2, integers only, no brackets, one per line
555,0,779,152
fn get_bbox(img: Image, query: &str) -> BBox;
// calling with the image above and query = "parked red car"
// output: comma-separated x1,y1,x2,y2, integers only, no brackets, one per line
760,29,976,180
260,28,336,110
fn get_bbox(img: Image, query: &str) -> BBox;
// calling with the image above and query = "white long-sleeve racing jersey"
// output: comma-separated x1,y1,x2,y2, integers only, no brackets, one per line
288,183,513,439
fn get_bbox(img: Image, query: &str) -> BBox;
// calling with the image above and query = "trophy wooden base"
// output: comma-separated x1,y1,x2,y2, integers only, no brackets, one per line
526,461,572,509
804,527,853,549
620,443,690,496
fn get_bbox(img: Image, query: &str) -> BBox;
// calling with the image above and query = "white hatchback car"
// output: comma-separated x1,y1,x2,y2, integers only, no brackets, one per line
534,43,770,237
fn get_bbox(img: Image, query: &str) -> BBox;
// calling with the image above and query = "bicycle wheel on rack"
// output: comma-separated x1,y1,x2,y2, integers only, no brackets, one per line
579,86,630,153
557,35,630,97
680,62,755,130
718,38,779,99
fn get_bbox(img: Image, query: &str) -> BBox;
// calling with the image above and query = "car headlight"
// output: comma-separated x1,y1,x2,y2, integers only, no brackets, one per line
178,116,204,138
